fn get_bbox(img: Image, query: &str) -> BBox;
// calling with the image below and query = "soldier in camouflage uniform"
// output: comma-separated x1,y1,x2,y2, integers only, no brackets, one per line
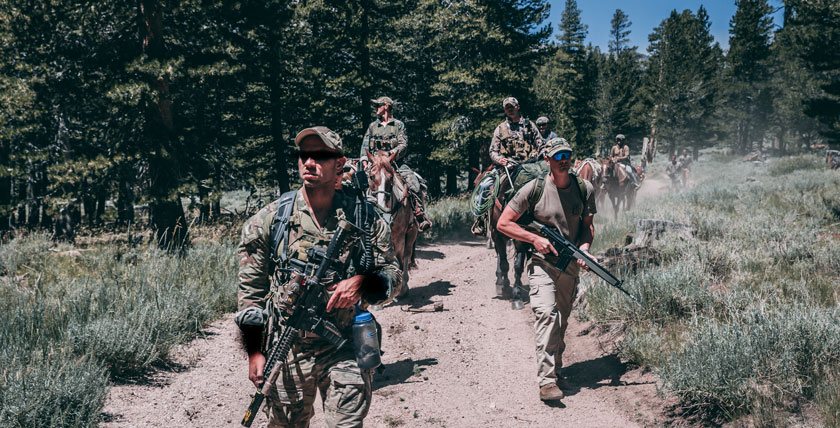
489,97,545,167
360,96,433,232
236,126,402,428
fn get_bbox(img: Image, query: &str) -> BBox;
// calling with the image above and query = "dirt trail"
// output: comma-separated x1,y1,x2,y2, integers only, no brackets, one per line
102,171,674,428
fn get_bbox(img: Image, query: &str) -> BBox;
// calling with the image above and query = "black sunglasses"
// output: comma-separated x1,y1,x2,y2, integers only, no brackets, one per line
551,152,571,161
297,150,341,161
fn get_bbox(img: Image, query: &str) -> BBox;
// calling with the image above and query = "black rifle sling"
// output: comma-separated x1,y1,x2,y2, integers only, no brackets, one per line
269,190,297,264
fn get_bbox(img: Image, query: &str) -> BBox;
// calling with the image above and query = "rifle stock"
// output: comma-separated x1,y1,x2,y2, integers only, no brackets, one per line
536,223,641,305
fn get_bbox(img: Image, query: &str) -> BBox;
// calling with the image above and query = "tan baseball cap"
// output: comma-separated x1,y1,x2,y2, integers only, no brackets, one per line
294,126,344,155
503,97,519,108
371,96,394,106
544,137,573,157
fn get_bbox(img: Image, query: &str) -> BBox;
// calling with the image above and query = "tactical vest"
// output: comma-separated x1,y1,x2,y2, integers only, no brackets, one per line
499,119,535,162
367,122,400,153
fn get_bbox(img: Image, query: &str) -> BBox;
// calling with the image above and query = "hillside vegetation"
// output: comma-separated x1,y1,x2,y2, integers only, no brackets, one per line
585,154,840,425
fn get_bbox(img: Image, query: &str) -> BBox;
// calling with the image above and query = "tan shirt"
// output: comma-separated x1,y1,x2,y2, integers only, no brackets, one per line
610,144,630,162
507,173,596,273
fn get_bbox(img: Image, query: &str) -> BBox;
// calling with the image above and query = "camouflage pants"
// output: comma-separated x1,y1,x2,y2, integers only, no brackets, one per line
528,261,579,388
265,344,372,428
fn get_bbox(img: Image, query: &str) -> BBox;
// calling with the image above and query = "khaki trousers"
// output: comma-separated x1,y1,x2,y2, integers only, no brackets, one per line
528,261,579,387
265,345,372,428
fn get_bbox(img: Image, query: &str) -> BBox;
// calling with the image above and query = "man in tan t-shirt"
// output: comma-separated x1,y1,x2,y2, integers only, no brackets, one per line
497,137,597,403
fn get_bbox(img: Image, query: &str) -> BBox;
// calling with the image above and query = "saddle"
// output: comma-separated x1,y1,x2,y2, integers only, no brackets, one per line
611,162,628,186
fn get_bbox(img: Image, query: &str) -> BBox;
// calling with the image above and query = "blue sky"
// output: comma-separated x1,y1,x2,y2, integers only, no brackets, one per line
545,0,785,53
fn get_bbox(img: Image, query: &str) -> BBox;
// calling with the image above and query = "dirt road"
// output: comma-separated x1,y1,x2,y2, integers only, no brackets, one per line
102,237,669,427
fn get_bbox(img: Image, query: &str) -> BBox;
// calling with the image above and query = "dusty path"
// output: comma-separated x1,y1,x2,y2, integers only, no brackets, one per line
102,245,669,427
102,170,674,427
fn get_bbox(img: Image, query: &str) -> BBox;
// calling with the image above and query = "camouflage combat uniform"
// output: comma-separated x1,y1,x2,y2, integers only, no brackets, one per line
489,117,545,166
237,188,402,428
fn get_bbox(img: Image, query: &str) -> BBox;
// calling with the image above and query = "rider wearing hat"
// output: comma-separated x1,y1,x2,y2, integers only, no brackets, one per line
609,134,640,189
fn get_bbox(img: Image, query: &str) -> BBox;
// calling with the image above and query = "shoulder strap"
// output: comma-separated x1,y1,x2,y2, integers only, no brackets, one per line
527,173,547,208
569,172,588,207
269,190,297,264
528,172,586,208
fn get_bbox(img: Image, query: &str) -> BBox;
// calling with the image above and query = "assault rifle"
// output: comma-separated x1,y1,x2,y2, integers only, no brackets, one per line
535,222,641,305
240,220,360,427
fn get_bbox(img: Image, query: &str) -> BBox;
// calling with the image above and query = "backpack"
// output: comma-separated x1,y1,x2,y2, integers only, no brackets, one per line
505,161,588,209
268,190,297,264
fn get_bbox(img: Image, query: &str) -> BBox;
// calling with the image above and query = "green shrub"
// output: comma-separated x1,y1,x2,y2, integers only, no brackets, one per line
659,306,840,419
816,371,840,428
422,196,473,242
0,349,109,428
0,236,238,427
768,154,823,176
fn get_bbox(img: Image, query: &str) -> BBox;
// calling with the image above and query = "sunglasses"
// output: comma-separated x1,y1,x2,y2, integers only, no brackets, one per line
298,151,341,161
552,152,571,161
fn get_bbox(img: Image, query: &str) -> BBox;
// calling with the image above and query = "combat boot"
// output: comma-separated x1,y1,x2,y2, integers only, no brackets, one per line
413,196,433,232
539,384,564,401
417,215,433,232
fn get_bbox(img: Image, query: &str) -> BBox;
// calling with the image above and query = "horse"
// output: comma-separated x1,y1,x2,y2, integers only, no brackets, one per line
573,158,604,206
366,150,419,300
473,165,529,310
600,157,639,219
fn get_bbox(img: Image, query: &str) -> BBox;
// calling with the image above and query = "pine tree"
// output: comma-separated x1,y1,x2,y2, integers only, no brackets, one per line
647,7,723,155
536,0,598,155
768,2,825,152
723,0,775,154
608,9,632,54
594,9,645,156
425,0,551,191
785,0,840,146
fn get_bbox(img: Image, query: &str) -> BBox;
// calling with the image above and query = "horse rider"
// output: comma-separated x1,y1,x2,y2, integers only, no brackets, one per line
677,148,692,187
536,116,557,142
360,96,433,232
236,126,402,427
666,154,683,190
496,138,598,402
609,134,640,189
490,97,545,170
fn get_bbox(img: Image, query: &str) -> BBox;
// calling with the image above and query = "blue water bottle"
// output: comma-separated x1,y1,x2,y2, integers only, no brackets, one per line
352,309,381,370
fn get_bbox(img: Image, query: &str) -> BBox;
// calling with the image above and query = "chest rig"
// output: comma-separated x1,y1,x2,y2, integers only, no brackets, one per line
368,122,399,153
499,119,534,161
267,191,376,318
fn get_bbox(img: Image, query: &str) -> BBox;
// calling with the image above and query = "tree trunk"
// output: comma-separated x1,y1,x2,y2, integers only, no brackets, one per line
356,0,372,140
445,166,458,195
269,62,290,193
0,145,9,231
117,168,135,226
140,0,188,249
95,188,107,225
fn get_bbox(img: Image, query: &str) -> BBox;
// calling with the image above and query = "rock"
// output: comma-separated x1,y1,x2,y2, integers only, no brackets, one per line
632,219,696,247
